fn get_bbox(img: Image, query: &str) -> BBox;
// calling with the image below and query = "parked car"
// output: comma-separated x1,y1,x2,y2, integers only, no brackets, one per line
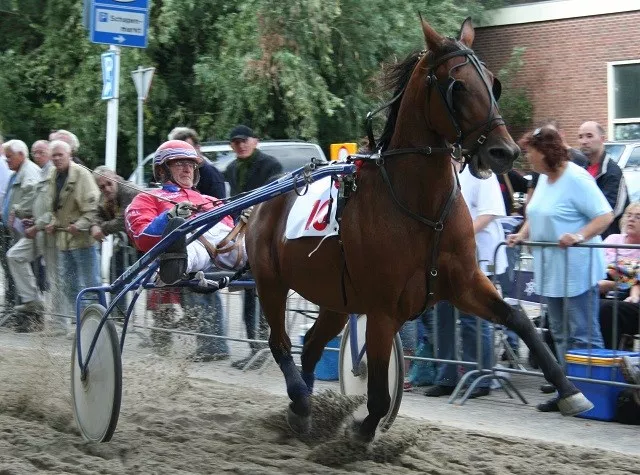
129,140,328,188
604,140,640,203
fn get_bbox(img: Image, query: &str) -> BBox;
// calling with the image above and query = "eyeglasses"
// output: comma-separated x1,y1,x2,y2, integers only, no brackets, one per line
624,213,640,221
168,160,197,169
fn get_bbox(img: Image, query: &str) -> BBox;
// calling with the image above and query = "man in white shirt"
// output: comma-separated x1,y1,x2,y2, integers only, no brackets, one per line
424,162,506,398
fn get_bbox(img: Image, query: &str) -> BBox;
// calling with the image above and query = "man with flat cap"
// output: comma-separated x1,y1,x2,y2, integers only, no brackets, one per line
225,125,282,370
225,125,282,196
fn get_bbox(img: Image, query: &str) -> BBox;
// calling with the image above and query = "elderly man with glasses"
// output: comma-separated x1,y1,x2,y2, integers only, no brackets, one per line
125,140,245,359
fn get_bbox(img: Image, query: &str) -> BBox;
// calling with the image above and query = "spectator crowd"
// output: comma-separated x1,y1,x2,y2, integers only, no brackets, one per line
0,125,279,371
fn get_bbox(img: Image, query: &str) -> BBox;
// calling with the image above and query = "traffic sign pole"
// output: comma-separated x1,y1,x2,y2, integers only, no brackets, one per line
101,44,120,284
104,45,120,172
131,66,155,185
137,94,143,184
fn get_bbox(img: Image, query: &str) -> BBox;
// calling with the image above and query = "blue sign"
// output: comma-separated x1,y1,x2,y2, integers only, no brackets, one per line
101,52,117,100
89,0,149,48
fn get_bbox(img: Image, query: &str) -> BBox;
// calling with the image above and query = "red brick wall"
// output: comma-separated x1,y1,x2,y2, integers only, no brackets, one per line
474,11,640,147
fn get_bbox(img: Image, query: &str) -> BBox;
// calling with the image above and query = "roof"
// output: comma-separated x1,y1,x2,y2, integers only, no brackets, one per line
479,0,640,27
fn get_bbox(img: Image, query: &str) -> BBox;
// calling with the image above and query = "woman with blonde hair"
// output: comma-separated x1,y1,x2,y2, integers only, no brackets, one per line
599,202,640,349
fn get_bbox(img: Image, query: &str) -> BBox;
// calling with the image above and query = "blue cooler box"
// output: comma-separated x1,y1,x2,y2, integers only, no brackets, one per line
299,333,341,381
566,349,640,421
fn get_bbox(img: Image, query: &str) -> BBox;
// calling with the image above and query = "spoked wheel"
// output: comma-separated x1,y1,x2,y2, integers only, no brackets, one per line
71,304,122,442
338,314,404,431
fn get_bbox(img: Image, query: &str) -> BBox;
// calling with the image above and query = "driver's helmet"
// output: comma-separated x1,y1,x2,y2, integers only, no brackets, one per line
152,140,204,186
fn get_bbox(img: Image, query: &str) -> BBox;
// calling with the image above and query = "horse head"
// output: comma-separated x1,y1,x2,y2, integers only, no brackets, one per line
417,17,519,178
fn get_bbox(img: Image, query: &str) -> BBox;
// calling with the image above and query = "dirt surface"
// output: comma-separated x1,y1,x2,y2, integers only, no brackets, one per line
1,330,639,475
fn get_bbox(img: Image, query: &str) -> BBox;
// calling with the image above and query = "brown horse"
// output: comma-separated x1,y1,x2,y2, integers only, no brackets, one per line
245,17,592,442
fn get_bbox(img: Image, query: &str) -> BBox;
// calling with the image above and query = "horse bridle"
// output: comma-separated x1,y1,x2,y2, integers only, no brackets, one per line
426,44,504,160
365,42,504,162
357,43,505,304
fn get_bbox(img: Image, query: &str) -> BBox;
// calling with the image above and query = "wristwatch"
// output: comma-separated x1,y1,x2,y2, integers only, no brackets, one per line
574,233,585,243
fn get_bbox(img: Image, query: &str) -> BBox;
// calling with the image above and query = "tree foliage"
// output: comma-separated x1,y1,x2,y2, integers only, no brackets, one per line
496,47,533,128
0,0,504,176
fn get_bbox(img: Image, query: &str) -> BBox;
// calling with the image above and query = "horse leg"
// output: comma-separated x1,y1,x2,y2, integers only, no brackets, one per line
257,281,311,434
300,308,348,393
452,272,592,416
352,314,396,442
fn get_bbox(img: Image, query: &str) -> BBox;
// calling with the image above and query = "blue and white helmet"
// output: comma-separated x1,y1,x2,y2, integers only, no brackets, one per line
152,140,204,186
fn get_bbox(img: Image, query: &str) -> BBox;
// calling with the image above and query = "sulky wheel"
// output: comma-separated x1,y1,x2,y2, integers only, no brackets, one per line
338,314,404,431
71,304,122,442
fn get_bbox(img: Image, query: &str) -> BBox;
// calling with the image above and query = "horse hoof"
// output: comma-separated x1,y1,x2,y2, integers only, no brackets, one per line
286,405,311,435
348,419,375,444
558,392,593,416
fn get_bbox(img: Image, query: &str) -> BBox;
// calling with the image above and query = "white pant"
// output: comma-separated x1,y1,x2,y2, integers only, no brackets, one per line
186,222,247,273
7,237,40,304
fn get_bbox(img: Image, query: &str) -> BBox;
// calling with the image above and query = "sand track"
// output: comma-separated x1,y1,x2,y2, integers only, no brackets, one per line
1,340,639,474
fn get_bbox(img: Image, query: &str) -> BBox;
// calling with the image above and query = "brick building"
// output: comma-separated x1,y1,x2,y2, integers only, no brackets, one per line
474,0,640,146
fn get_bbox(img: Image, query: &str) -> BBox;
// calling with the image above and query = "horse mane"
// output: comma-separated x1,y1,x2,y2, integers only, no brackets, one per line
377,40,462,152
377,51,422,153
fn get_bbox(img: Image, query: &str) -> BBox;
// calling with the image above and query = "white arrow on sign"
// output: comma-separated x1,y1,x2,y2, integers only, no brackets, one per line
114,35,125,43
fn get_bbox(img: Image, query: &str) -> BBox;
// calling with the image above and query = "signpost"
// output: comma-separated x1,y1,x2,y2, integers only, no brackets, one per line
89,0,150,48
131,66,155,186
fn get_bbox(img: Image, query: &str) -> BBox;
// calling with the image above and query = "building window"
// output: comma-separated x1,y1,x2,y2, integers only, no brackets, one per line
608,60,640,140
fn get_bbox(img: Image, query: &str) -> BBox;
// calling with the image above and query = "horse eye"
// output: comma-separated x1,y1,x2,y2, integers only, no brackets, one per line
492,78,502,101
452,81,466,93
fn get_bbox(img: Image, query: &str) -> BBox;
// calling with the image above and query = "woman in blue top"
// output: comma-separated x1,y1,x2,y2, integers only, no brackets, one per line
507,126,613,412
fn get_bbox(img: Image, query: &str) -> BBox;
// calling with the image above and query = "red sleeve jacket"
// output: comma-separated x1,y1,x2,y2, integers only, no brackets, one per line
125,184,234,252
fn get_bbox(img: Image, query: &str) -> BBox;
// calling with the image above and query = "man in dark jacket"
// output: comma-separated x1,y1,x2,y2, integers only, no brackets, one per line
225,125,283,197
578,121,629,237
225,125,283,370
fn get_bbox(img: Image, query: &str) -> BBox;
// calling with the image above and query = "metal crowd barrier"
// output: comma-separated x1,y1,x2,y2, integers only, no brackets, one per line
387,240,640,411
484,241,640,390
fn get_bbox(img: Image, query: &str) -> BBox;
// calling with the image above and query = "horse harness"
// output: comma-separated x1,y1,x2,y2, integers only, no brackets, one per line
348,42,504,305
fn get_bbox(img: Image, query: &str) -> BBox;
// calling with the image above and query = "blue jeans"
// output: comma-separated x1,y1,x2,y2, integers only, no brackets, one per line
423,301,493,388
545,285,604,367
183,291,229,355
399,320,417,354
58,245,101,316
497,248,520,350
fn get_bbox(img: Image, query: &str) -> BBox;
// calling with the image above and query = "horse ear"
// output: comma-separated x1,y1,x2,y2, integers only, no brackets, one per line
458,17,475,47
420,14,444,52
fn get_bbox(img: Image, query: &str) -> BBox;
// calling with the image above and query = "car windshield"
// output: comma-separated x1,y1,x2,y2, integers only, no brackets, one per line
203,150,236,173
604,144,627,163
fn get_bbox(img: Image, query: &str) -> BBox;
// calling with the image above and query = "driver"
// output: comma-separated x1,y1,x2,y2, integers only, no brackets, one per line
125,140,246,284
